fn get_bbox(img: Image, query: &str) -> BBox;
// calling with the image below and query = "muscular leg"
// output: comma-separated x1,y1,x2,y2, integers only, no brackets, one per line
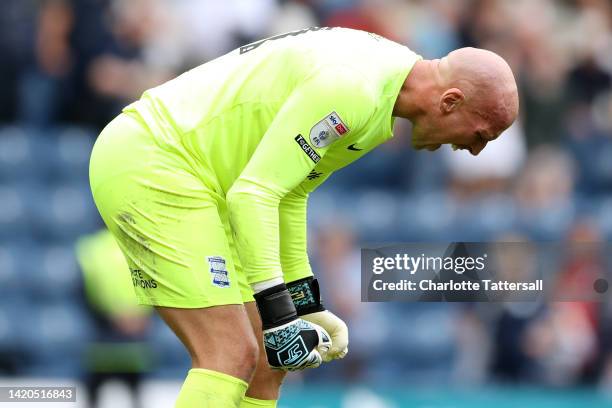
156,304,259,407
242,302,287,402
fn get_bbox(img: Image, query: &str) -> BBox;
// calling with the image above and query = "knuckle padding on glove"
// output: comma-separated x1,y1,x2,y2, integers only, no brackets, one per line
287,277,326,316
254,283,298,330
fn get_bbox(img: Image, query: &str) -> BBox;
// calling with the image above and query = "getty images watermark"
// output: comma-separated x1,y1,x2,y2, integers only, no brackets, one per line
361,243,611,302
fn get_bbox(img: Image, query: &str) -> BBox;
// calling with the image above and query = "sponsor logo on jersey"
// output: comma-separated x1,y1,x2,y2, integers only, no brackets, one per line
325,112,349,136
207,256,230,288
295,134,321,163
309,111,349,147
311,129,332,148
310,119,337,148
131,268,158,289
334,123,348,135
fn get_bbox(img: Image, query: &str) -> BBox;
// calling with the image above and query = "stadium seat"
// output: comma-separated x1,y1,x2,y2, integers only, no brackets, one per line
330,148,407,190
29,181,101,242
0,243,28,296
354,190,400,241
0,126,37,182
308,190,345,228
362,304,457,384
571,136,612,195
48,127,96,183
397,191,455,240
596,196,612,239
450,195,518,241
22,243,82,300
19,301,92,377
0,297,25,350
0,183,31,242
517,201,575,240
146,316,190,378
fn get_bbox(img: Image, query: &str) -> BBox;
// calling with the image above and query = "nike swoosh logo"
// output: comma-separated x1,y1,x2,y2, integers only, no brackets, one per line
347,144,363,151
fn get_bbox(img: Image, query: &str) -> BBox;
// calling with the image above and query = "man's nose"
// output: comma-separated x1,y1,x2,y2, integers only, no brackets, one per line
470,140,487,156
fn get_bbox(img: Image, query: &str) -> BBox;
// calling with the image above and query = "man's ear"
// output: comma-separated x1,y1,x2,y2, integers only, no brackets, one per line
439,88,464,113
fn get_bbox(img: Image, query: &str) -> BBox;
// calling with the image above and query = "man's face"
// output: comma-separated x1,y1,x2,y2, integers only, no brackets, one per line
411,101,500,156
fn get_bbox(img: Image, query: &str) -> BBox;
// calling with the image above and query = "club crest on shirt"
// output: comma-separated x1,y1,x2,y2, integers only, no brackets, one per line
207,256,230,288
309,111,349,148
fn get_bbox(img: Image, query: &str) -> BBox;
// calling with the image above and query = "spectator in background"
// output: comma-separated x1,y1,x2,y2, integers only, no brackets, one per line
512,1,571,148
83,0,175,127
322,1,394,40
159,0,278,67
514,146,576,211
0,1,38,121
550,221,606,383
481,234,550,384
16,0,74,127
483,225,602,386
516,223,603,387
567,90,612,195
15,0,179,128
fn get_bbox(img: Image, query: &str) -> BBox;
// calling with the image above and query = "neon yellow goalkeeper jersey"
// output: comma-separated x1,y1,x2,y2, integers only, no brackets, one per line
123,27,421,285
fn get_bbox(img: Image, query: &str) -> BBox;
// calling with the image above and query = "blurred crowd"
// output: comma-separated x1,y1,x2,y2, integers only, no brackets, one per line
1,0,612,401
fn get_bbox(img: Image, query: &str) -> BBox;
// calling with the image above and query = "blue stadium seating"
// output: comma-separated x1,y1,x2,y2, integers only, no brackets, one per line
43,127,95,183
516,201,576,240
145,316,190,378
2,123,612,378
18,300,92,377
0,297,26,350
29,181,101,242
0,243,30,296
596,196,612,239
21,243,82,300
0,126,38,182
570,135,612,195
0,183,32,242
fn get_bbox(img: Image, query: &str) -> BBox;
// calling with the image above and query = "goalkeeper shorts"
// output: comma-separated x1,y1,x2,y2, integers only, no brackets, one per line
89,112,255,308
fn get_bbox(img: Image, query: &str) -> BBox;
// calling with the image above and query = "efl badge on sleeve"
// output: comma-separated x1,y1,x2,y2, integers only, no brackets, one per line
309,111,349,148
207,256,230,288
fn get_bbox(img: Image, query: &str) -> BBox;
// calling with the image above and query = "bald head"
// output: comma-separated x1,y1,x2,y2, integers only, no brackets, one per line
398,46,520,156
441,47,519,133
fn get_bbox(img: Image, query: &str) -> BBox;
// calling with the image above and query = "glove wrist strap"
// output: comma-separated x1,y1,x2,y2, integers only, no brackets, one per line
287,277,326,316
253,283,298,330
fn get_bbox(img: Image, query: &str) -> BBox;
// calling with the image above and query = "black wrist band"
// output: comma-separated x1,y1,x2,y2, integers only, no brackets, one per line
286,277,326,316
253,283,298,330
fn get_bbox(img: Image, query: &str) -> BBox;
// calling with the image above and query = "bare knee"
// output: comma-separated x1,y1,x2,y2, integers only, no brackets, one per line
156,304,259,382
193,329,259,381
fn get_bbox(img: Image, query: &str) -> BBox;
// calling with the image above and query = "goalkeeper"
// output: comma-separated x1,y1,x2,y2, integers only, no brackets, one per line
89,27,518,407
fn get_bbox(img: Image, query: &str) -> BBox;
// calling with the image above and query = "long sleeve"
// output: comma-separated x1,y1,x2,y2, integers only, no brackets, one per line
226,66,374,284
278,188,311,283
277,172,324,283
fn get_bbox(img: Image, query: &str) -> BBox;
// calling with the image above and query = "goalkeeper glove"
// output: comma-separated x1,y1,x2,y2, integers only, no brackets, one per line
287,277,349,362
254,282,332,371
